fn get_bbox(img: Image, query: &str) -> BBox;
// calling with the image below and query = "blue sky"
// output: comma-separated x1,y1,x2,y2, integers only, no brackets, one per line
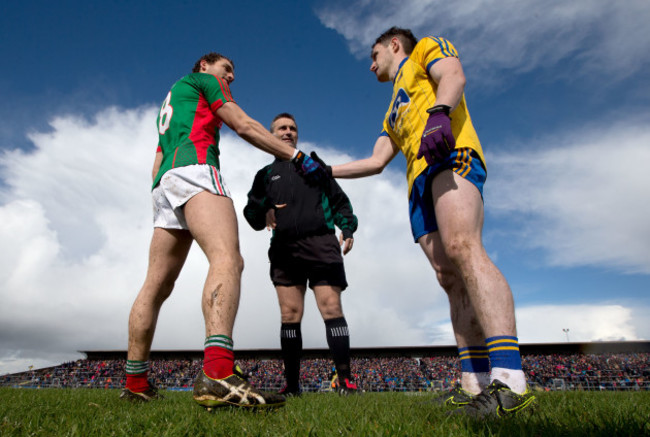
1,0,649,374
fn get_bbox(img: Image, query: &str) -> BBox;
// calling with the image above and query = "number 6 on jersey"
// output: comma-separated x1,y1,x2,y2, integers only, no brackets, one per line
158,91,173,135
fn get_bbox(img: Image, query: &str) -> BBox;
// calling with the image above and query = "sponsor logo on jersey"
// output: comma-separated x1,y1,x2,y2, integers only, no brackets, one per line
388,88,410,130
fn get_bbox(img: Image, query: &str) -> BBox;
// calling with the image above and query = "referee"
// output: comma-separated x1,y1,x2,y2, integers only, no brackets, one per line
244,113,359,396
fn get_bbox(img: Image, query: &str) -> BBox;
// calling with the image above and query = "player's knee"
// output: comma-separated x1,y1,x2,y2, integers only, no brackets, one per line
219,252,244,276
319,299,343,319
280,306,302,323
143,276,176,303
157,281,175,301
442,236,475,266
232,253,244,274
322,308,343,320
435,267,462,295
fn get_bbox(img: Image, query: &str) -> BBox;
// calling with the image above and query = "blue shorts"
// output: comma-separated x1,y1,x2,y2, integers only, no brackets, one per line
409,148,486,242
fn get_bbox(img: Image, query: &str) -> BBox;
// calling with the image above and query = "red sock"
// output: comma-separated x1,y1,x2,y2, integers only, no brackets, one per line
203,346,235,379
126,372,150,392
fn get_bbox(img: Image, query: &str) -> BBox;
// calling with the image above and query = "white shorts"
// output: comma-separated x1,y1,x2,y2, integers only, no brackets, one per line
152,164,231,230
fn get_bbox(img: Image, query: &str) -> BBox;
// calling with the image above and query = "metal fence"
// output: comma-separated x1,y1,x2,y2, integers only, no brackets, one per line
2,373,648,392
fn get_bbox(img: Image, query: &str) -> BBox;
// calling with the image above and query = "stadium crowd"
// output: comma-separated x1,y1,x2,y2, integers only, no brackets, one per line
3,353,648,392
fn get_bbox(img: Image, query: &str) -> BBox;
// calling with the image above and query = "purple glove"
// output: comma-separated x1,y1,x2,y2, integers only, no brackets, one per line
417,105,455,165
310,151,333,178
292,150,328,185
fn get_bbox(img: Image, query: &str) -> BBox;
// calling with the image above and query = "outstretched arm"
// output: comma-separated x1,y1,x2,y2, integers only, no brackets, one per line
218,101,328,184
331,135,399,179
217,102,296,160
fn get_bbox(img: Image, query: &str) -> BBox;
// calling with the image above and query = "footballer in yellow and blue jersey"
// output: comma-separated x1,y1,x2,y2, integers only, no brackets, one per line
381,36,486,195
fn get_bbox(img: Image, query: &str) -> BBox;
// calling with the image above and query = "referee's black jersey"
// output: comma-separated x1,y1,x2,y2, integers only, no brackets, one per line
243,159,358,242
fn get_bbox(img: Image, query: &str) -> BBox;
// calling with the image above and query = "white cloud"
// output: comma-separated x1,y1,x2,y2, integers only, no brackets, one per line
0,107,154,258
316,0,650,83
516,304,643,343
486,118,650,274
420,303,649,345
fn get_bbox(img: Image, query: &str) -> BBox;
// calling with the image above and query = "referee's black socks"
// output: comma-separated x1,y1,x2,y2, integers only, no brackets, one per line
280,323,302,390
325,317,352,380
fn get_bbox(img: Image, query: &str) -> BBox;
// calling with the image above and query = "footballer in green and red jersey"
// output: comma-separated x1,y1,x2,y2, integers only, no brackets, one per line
153,72,235,189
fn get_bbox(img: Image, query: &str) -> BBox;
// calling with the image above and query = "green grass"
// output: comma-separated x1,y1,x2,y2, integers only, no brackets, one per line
1,388,648,436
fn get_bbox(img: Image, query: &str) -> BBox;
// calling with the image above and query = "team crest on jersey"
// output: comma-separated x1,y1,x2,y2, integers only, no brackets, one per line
388,88,410,130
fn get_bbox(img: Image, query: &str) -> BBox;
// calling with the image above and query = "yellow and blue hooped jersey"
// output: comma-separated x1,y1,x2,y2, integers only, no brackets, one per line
381,36,486,194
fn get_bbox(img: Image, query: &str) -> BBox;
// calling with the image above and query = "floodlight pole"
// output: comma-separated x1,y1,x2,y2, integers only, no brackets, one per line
562,328,570,342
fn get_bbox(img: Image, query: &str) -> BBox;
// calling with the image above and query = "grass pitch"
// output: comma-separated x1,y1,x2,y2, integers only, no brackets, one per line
1,388,648,436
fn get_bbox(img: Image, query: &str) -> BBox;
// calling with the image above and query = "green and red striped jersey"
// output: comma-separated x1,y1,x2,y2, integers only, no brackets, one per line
153,72,235,188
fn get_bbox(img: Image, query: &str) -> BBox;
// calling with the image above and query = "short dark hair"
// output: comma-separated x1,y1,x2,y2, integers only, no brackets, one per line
374,27,418,55
270,113,297,132
192,53,234,73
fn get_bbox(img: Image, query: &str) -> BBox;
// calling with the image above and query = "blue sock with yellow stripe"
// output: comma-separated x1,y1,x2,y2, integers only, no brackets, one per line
485,335,527,394
459,346,490,373
485,336,522,370
458,345,490,394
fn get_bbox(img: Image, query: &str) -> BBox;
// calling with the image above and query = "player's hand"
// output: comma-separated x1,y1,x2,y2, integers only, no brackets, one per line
310,152,333,178
339,230,354,255
417,105,455,165
292,150,328,185
265,204,286,230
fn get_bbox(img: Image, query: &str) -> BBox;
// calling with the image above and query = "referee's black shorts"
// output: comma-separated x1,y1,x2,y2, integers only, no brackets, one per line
268,234,348,291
